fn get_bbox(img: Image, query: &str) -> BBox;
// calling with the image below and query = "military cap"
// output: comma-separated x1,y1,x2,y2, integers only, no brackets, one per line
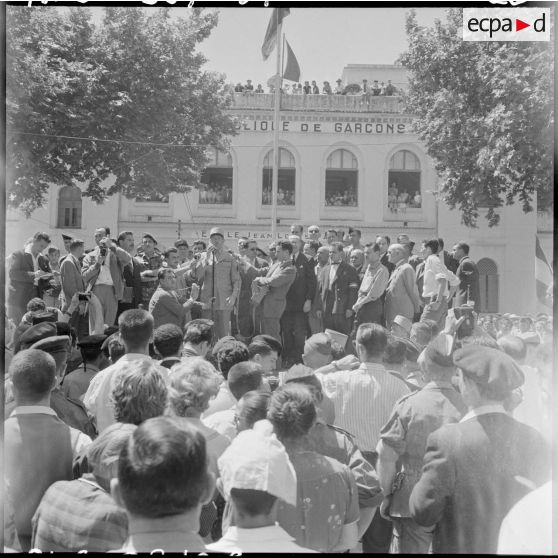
19,322,57,350
393,315,413,335
209,227,225,238
174,238,189,248
453,345,524,400
142,233,157,244
212,335,238,356
61,234,74,241
283,364,316,384
77,334,108,351
30,335,71,355
31,311,58,325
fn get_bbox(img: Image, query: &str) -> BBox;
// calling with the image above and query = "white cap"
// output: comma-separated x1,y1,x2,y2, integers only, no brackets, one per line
217,419,297,506
393,315,413,334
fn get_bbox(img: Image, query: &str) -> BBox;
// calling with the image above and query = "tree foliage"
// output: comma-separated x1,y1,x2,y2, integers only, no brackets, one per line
400,8,553,227
7,6,237,215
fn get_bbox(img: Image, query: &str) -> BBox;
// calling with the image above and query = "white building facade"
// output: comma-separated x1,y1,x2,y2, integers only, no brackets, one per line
6,65,552,315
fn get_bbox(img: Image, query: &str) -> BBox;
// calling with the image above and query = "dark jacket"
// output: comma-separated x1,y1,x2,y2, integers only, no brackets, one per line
454,256,480,312
285,252,317,312
8,250,37,312
122,257,143,307
409,412,550,554
381,253,395,276
318,261,359,315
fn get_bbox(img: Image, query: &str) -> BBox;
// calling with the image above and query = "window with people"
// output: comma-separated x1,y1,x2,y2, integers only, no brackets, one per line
387,149,421,214
199,149,233,205
325,149,358,207
262,148,296,206
57,185,83,228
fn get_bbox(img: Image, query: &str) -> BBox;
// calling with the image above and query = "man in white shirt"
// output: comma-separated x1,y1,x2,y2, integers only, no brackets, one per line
83,309,168,433
207,420,315,553
419,239,460,328
316,323,410,554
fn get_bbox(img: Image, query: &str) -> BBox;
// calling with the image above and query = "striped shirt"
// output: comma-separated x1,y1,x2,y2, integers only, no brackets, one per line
317,362,410,452
31,475,128,552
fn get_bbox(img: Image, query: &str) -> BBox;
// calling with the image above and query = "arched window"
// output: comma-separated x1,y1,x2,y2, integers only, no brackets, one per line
57,185,82,228
478,258,499,313
200,148,233,205
262,148,295,206
325,149,358,207
387,149,421,214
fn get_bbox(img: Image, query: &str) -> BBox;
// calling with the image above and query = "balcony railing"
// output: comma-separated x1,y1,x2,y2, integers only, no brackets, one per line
229,92,406,113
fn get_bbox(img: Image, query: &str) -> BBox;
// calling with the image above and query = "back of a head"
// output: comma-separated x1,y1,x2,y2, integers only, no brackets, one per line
111,360,168,425
251,334,282,356
248,341,273,360
237,390,272,431
497,335,527,363
10,349,56,403
169,358,222,416
108,336,126,363
267,383,316,442
117,417,209,518
383,337,407,366
87,422,137,491
228,362,264,401
154,324,183,358
230,488,277,518
411,321,436,349
303,333,332,369
216,340,249,379
118,309,154,350
184,319,214,346
356,323,388,359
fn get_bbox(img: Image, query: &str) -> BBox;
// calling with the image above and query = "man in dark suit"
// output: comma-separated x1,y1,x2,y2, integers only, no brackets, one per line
451,242,481,312
376,235,395,276
281,235,316,367
8,232,52,324
438,237,458,274
116,231,143,318
254,241,296,342
409,345,550,554
318,242,359,335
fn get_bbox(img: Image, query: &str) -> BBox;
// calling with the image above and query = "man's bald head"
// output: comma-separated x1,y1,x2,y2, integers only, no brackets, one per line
387,243,406,264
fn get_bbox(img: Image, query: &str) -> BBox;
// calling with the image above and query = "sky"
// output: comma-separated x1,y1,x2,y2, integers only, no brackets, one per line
185,7,447,86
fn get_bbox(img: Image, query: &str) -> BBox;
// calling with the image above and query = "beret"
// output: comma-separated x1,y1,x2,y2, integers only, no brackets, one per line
101,332,121,353
453,345,524,400
304,333,332,356
77,334,108,350
209,227,225,238
174,239,189,248
19,322,57,349
212,336,238,356
61,234,74,241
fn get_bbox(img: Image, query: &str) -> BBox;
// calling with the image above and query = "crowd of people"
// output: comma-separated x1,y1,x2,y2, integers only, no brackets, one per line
4,223,552,553
232,78,400,97
388,185,422,213
198,181,233,205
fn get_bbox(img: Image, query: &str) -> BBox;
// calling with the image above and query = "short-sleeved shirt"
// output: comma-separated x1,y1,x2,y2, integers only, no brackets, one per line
31,475,128,552
318,362,410,452
276,450,360,552
378,381,466,517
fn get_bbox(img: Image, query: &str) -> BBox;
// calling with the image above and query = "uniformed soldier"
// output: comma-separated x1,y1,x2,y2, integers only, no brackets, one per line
376,333,467,553
194,227,241,339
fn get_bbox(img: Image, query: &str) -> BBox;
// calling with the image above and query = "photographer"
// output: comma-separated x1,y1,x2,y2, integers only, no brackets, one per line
82,228,131,327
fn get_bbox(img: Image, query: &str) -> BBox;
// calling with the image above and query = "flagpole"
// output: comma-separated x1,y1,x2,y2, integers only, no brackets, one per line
271,19,282,240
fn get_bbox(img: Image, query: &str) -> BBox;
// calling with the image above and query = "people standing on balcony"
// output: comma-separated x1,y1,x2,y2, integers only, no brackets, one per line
255,84,264,93
334,78,344,94
303,81,311,94
361,79,370,106
244,79,254,93
322,81,332,95
371,80,382,96
385,80,397,96
311,81,320,94
234,82,244,93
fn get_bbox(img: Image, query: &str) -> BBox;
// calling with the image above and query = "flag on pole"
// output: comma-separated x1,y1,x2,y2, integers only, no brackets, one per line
261,8,290,61
282,39,301,82
535,235,553,309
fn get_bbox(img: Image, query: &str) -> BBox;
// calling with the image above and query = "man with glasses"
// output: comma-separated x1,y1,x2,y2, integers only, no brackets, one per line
307,225,322,247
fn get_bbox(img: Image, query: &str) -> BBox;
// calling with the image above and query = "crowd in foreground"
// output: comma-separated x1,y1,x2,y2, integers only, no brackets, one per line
4,223,553,554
